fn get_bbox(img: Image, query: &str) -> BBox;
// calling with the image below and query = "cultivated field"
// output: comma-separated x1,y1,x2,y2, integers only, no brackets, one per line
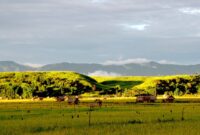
1,100,200,135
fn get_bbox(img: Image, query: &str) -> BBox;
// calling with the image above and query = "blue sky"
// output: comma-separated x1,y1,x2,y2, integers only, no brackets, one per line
0,0,200,66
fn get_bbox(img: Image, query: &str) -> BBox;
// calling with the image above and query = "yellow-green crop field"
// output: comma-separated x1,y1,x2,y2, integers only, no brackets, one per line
1,100,200,135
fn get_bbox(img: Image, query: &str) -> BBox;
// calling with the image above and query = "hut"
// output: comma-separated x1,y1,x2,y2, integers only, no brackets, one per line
95,99,102,108
74,96,79,105
89,99,103,108
67,96,74,104
162,95,175,103
32,96,44,101
136,94,156,103
56,96,66,102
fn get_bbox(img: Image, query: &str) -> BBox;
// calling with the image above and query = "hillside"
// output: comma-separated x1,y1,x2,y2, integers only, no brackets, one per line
0,71,199,99
93,75,200,96
0,72,100,99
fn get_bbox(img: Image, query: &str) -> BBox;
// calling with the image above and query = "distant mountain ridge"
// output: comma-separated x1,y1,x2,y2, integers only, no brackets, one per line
0,61,34,72
0,61,200,76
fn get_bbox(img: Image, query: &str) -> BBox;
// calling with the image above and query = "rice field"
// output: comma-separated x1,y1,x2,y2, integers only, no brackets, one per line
1,99,200,135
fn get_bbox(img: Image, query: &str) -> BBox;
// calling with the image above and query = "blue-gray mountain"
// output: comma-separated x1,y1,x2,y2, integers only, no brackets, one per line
0,61,199,76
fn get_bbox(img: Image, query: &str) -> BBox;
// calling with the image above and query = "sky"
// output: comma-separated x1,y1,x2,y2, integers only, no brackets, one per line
0,0,200,66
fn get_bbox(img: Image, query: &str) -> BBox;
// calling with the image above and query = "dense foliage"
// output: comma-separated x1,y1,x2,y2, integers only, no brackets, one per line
156,75,200,95
130,75,200,96
0,72,97,99
95,75,200,96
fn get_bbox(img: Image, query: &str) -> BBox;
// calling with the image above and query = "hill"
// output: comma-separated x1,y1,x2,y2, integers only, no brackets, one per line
0,61,34,71
39,62,200,76
0,71,100,99
93,75,200,96
0,71,199,99
1,61,200,76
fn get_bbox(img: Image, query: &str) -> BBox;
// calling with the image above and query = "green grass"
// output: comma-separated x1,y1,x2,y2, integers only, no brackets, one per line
93,76,148,83
101,80,143,89
91,76,148,92
1,101,200,135
92,75,190,91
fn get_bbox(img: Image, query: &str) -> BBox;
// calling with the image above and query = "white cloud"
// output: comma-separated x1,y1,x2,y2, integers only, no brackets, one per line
120,24,150,31
152,66,157,69
158,60,177,64
103,58,151,65
179,8,200,15
103,58,178,65
23,63,44,68
88,70,121,76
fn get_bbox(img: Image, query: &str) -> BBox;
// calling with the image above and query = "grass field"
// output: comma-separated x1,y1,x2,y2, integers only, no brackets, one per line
1,99,200,135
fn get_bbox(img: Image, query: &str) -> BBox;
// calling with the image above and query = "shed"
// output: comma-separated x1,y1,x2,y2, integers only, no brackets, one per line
162,95,175,103
136,94,156,103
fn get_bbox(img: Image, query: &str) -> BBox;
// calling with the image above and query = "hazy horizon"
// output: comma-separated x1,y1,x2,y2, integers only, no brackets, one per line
1,58,200,69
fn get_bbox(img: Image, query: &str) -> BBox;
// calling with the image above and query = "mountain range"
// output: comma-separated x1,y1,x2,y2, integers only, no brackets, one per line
0,61,199,76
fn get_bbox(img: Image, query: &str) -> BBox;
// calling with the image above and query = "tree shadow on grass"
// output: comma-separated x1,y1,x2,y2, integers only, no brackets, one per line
101,80,143,89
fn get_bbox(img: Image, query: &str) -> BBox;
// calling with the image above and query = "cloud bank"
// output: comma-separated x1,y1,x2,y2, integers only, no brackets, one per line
103,58,177,65
103,58,151,65
23,63,44,68
179,8,200,15
88,70,121,76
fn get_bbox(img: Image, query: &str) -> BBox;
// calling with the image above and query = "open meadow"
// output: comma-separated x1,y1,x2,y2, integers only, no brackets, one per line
1,99,200,135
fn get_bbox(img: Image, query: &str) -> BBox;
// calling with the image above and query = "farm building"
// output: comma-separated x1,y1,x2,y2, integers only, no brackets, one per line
136,94,156,103
162,95,175,103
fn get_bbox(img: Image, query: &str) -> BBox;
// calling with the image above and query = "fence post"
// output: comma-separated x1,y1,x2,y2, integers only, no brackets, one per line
89,106,91,126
